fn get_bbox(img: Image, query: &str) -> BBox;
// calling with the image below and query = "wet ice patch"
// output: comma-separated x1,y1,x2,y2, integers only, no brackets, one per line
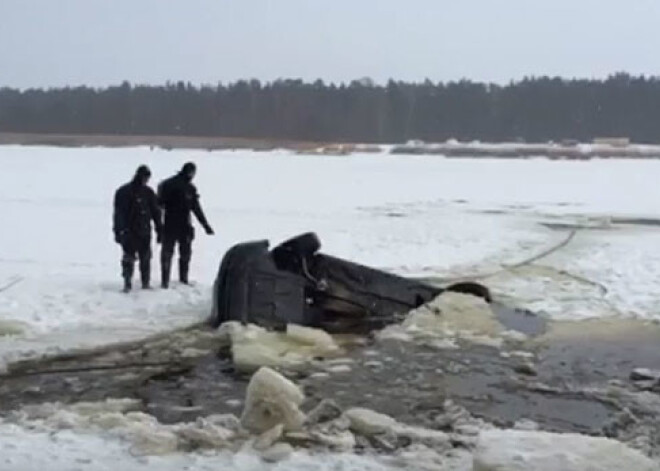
538,317,660,345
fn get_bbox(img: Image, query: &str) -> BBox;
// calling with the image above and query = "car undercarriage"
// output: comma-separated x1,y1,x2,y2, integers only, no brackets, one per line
210,232,491,333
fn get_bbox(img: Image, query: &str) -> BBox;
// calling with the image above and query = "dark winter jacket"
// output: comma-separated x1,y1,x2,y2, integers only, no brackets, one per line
113,179,162,240
157,173,211,237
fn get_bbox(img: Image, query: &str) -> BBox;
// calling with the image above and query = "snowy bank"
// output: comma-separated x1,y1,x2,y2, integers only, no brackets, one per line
475,429,658,471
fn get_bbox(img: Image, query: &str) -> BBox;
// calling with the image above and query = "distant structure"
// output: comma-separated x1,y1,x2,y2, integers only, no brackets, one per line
560,139,580,147
593,137,630,147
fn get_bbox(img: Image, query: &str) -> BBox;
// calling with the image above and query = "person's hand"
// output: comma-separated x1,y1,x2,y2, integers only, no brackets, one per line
204,225,215,236
114,231,124,244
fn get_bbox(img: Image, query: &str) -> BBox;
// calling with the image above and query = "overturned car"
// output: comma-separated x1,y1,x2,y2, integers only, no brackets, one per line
210,233,491,334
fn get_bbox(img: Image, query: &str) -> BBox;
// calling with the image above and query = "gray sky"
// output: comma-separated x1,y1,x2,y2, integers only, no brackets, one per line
1,0,658,89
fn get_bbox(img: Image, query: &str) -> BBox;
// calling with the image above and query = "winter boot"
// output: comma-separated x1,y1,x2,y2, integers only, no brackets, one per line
121,258,134,293
140,261,151,290
161,260,171,289
179,259,190,285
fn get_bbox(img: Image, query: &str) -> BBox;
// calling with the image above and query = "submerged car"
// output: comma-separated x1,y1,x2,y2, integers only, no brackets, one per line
210,232,491,334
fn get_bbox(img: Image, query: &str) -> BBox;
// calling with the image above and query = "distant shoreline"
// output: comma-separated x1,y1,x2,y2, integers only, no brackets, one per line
2,132,660,159
0,132,323,151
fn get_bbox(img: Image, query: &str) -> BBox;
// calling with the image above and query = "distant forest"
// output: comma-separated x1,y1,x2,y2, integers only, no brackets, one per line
1,73,659,143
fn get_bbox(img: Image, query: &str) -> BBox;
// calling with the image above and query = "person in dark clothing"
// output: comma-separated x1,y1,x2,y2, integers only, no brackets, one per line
113,165,162,292
158,162,214,288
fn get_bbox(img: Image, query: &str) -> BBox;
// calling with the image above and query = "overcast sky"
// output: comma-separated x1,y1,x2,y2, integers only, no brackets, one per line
1,0,658,89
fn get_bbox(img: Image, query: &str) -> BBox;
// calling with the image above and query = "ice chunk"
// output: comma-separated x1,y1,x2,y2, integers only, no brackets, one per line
240,367,306,433
344,408,397,436
222,322,341,372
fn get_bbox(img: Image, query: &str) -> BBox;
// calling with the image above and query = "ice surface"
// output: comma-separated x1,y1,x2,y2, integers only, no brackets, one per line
475,429,658,471
0,422,421,471
0,146,556,365
3,145,660,469
1,397,469,471
3,146,660,365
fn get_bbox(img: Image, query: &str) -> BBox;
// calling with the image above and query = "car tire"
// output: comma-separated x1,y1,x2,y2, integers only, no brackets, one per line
277,232,322,257
444,281,492,303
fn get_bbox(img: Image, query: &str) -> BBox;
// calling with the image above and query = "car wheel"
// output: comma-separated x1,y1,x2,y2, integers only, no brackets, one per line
444,281,492,303
276,232,322,257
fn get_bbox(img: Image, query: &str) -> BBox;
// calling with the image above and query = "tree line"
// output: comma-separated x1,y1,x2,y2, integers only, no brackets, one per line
1,74,659,143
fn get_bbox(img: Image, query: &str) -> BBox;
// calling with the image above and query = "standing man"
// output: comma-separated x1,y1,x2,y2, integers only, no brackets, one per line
158,162,214,288
113,165,162,292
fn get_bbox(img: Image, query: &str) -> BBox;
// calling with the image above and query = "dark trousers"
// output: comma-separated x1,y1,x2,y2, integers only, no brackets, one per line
121,235,152,286
161,232,193,285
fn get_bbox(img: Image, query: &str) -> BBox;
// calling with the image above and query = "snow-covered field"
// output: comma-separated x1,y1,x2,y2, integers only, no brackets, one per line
3,146,660,362
2,146,660,469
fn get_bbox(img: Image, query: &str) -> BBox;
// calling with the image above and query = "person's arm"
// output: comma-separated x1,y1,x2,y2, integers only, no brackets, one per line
190,186,214,234
149,189,163,240
156,181,166,207
112,188,126,243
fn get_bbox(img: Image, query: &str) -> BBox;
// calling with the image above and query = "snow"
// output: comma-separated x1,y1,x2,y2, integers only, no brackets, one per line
0,146,548,365
486,227,660,320
400,140,660,159
3,146,660,363
3,145,660,469
0,423,410,471
540,228,660,319
474,429,658,471
0,396,467,471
